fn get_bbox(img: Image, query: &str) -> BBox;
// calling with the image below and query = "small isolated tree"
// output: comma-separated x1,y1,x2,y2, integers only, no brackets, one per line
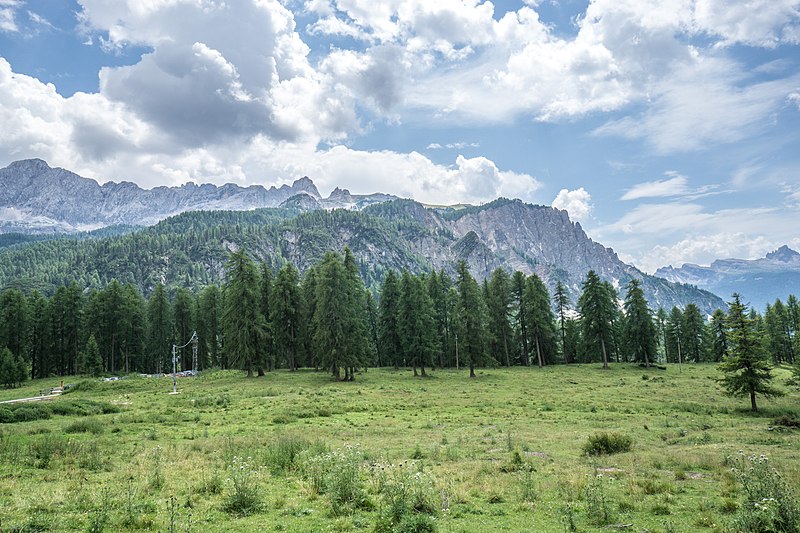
719,294,783,412
84,335,104,377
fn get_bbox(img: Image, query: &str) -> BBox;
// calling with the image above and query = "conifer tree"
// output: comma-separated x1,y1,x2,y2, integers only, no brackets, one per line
299,267,318,369
511,271,530,365
707,309,729,362
342,248,370,378
681,303,705,362
272,263,302,371
84,334,104,377
621,279,656,367
222,250,265,377
0,348,16,388
260,263,274,372
577,270,615,369
398,272,438,376
173,288,195,370
197,284,221,369
0,288,29,372
524,274,558,367
665,307,684,364
28,291,50,379
427,270,450,368
554,281,570,363
454,261,489,378
486,268,513,367
378,270,403,368
314,252,349,380
147,283,173,372
719,293,782,412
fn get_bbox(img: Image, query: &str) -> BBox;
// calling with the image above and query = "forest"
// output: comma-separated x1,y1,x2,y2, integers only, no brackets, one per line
1,247,795,411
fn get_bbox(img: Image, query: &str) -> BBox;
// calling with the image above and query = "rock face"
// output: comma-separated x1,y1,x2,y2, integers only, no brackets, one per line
0,159,394,233
656,245,800,310
0,159,726,312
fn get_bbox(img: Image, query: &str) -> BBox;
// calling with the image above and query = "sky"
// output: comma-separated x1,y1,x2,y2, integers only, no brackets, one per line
0,0,799,273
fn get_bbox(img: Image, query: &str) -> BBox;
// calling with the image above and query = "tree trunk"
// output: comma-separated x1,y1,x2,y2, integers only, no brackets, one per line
413,365,418,377
469,364,476,378
644,349,650,369
421,364,427,377
751,390,758,412
535,336,543,368
600,336,609,369
257,367,265,377
503,333,510,367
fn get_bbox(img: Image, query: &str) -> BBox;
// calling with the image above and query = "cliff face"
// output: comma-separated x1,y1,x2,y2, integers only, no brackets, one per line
0,160,726,312
0,159,392,232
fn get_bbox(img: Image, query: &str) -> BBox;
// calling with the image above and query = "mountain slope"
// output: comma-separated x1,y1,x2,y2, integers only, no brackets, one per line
0,159,394,233
656,246,800,310
0,197,726,313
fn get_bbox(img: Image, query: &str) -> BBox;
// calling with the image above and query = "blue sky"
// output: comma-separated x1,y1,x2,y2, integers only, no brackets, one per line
1,0,799,272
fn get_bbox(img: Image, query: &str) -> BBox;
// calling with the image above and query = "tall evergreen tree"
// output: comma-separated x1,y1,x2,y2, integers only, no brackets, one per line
707,309,729,362
83,334,104,377
27,291,50,379
260,263,274,372
621,279,656,367
719,293,782,412
655,307,668,363
554,281,570,363
577,270,615,369
524,274,558,367
454,261,489,378
314,252,350,380
222,250,265,377
378,270,403,368
486,268,513,367
426,271,449,368
765,300,794,365
272,263,302,371
147,283,173,372
342,248,370,378
120,284,146,373
511,271,530,366
197,284,221,369
665,307,684,364
398,272,438,376
0,288,29,368
681,303,705,362
299,267,318,369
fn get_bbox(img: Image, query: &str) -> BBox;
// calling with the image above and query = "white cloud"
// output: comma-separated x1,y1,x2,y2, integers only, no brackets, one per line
552,188,592,221
0,0,20,33
621,173,689,200
646,234,777,271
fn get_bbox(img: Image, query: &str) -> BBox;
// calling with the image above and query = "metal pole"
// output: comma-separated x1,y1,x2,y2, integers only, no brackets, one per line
192,331,198,374
172,344,178,394
455,331,459,370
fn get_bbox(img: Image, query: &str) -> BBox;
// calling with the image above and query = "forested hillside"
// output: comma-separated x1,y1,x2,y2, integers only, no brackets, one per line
0,199,724,313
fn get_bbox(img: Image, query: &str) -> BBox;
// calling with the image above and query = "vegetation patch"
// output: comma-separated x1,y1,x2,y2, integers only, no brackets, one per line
582,432,633,456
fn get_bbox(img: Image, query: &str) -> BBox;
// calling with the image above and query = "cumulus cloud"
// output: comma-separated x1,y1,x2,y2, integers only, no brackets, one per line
0,0,20,33
552,188,592,221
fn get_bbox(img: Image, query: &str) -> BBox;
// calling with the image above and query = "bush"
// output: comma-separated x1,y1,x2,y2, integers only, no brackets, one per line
300,445,371,515
373,461,438,533
583,432,633,456
65,417,105,435
222,456,262,516
12,405,51,423
264,435,326,475
728,452,800,532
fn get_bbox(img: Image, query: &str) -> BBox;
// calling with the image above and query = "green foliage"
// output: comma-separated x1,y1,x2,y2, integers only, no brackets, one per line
719,294,783,412
728,452,800,532
622,279,656,366
64,417,105,435
578,270,616,368
223,455,262,516
82,335,104,377
222,250,265,377
582,432,633,456
373,461,438,533
300,445,371,515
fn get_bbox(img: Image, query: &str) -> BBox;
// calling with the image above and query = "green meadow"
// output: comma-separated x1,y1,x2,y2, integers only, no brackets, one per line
1,364,798,532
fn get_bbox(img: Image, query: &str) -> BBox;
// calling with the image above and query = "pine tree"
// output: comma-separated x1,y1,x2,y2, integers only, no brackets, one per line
681,303,705,362
577,270,615,369
272,263,302,371
260,263,274,372
621,279,656,367
0,288,29,373
524,274,558,367
454,261,489,378
28,291,50,379
378,270,403,368
665,307,684,364
313,252,349,380
707,309,729,362
398,272,438,376
147,283,173,373
0,347,16,388
486,268,513,367
173,288,195,371
222,250,265,377
84,334,103,377
554,281,570,363
342,248,370,379
719,293,782,412
511,271,530,366
197,284,221,369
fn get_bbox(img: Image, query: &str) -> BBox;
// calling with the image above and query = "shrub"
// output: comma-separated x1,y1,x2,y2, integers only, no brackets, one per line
222,456,262,516
12,404,51,423
583,432,632,456
299,445,370,515
264,435,326,475
772,416,800,428
65,417,105,435
373,461,438,533
728,452,800,532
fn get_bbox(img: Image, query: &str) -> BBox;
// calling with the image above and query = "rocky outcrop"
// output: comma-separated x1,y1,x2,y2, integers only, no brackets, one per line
656,246,800,310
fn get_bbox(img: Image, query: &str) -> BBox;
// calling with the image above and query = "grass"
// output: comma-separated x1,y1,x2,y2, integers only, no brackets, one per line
0,363,798,531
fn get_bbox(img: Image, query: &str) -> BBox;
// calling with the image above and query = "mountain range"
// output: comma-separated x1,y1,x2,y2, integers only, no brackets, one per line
656,246,800,310
0,159,395,233
0,159,725,313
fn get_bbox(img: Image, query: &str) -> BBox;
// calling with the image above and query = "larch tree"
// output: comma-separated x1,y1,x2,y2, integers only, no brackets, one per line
719,293,782,412
621,279,656,367
222,250,265,378
378,270,403,369
146,283,173,372
511,271,530,366
486,268,513,367
554,281,570,364
454,261,489,378
272,263,302,372
577,270,615,369
524,274,558,367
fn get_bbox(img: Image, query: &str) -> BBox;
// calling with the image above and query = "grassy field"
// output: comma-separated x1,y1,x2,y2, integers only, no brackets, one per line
0,364,798,532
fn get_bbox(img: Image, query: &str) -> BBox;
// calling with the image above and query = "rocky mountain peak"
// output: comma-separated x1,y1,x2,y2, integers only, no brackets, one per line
766,245,800,263
291,176,320,198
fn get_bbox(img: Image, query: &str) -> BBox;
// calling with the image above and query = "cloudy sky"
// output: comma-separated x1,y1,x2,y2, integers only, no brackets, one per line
1,0,799,272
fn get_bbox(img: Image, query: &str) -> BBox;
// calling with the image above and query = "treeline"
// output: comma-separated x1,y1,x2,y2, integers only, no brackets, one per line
0,249,797,389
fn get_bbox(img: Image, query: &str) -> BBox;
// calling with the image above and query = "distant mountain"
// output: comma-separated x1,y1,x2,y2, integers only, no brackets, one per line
655,245,800,310
0,192,726,313
0,159,395,233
